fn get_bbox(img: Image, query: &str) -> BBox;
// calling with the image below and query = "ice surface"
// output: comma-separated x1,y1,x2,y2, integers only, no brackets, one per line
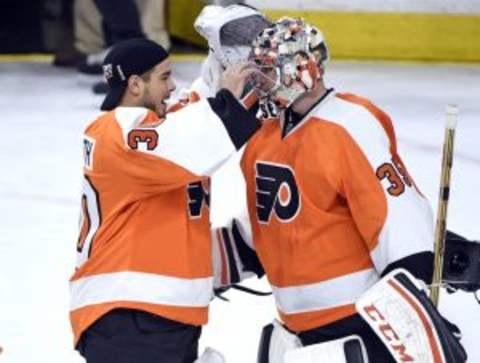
0,59,479,362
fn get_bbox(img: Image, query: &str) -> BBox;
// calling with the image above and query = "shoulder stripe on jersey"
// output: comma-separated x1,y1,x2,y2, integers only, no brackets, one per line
115,107,150,131
114,100,238,177
139,110,163,127
335,92,423,196
336,93,397,154
189,91,201,103
167,91,202,113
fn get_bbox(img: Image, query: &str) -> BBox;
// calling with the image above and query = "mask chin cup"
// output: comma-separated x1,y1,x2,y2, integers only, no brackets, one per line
271,84,305,108
252,63,314,109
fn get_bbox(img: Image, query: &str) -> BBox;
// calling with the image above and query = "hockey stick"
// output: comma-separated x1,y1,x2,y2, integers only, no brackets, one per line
430,105,459,307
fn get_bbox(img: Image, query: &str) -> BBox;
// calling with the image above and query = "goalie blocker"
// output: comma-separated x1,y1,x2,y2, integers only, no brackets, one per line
443,230,480,293
257,269,466,363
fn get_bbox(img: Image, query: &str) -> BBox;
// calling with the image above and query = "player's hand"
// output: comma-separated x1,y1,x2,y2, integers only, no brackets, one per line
220,62,257,99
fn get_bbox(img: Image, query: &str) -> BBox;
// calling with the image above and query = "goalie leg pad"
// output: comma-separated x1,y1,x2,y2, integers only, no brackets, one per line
284,335,369,363
257,319,302,363
356,268,467,363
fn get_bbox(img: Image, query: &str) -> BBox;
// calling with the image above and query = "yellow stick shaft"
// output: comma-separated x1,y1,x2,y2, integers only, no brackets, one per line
430,105,458,307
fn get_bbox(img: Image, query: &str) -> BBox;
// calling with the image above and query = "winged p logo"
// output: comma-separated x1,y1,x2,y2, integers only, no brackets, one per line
255,161,301,224
103,64,113,81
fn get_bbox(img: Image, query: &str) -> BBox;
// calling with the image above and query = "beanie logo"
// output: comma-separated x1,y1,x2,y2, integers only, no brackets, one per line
103,64,113,81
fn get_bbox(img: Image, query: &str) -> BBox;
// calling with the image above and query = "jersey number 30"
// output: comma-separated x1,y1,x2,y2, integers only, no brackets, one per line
376,157,413,197
76,176,101,268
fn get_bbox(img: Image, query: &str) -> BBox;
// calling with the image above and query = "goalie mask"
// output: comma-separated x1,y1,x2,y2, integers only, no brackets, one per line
251,18,329,108
195,5,271,68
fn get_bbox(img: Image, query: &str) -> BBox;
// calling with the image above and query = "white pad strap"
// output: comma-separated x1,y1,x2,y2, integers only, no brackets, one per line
268,319,302,363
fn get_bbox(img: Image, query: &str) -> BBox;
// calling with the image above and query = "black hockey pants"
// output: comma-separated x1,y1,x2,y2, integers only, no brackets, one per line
76,309,201,363
298,313,395,363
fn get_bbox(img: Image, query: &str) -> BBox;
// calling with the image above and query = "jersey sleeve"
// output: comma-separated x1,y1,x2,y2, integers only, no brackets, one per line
109,90,260,191
327,95,434,280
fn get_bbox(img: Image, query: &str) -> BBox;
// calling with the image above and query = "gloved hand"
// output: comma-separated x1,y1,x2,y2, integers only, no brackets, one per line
444,231,480,293
220,62,257,99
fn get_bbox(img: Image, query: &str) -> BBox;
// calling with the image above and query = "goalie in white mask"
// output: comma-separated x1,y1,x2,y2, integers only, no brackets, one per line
166,3,271,112
169,4,272,232
194,4,272,95
164,5,271,363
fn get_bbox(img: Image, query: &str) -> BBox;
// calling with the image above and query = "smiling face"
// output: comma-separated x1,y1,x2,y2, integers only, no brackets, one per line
124,58,176,117
140,59,176,117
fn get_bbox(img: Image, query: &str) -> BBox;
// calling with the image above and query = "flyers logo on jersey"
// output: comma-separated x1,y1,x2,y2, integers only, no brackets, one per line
255,162,301,224
187,181,210,219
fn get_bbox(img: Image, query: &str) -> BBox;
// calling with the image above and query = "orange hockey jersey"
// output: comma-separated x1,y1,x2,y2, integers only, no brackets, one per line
240,91,434,333
70,95,259,345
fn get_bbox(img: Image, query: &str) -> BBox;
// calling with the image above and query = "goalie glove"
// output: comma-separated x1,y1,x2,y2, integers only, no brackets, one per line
443,230,480,293
212,218,264,288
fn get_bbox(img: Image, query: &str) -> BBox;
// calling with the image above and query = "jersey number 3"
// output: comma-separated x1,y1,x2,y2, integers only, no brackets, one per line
376,157,413,197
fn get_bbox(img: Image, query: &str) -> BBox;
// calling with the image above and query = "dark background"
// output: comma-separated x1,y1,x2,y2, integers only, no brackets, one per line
0,0,76,53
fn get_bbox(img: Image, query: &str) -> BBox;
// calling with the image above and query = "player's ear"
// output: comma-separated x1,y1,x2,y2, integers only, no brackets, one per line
127,75,144,97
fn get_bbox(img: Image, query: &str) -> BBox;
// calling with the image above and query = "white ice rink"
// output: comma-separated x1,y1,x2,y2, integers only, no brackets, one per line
0,59,479,363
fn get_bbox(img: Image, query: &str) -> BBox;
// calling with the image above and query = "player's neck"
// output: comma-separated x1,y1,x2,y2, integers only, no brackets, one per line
291,81,328,116
119,93,144,108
